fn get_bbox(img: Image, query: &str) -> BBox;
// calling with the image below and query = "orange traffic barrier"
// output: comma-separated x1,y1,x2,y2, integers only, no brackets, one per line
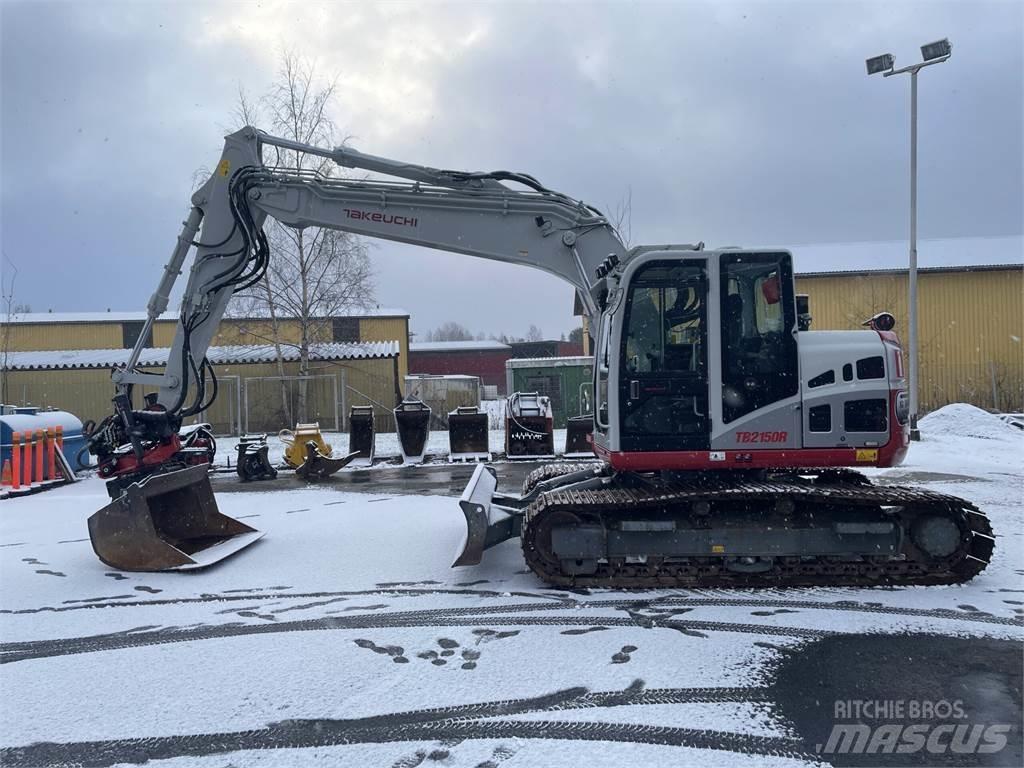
11,432,21,490
33,430,44,485
47,428,57,481
23,432,32,486
1,459,11,486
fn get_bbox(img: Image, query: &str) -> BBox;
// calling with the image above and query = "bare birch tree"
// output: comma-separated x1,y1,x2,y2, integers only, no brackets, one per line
228,53,374,424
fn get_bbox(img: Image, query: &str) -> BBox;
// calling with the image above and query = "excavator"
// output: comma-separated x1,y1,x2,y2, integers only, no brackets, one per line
86,126,994,585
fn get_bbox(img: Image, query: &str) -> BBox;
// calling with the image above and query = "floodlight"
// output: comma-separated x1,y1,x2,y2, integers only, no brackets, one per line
921,39,951,62
866,53,894,75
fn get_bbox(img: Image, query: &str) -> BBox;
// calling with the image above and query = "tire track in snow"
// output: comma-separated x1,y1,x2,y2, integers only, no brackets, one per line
4,589,1021,627
0,684,809,766
0,613,831,664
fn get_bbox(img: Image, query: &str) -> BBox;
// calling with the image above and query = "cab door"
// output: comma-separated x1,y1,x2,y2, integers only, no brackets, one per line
618,260,709,452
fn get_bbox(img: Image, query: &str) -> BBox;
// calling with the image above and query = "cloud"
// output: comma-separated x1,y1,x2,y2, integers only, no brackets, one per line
1,0,1020,340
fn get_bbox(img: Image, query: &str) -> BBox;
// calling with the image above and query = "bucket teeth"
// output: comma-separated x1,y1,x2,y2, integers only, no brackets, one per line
87,465,263,572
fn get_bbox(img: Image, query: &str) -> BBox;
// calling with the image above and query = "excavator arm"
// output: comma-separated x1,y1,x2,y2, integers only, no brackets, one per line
112,126,625,422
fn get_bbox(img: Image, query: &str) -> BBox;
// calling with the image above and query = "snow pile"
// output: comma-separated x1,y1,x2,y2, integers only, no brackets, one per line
919,403,1022,440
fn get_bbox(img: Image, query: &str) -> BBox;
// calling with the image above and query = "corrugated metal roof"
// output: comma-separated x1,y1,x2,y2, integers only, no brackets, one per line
410,340,511,352
796,263,1023,278
6,306,410,324
3,342,399,371
507,356,594,368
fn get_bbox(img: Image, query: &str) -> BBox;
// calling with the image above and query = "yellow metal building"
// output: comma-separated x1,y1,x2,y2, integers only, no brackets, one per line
1,308,410,433
797,264,1023,413
2,344,403,435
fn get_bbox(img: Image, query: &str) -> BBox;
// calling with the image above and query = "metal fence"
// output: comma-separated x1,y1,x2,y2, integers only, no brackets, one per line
243,374,341,434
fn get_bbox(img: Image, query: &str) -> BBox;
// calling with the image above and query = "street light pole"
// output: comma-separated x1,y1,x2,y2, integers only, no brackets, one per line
908,67,920,440
868,40,951,441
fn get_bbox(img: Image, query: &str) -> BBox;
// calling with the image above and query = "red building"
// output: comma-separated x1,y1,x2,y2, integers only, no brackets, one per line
408,340,512,394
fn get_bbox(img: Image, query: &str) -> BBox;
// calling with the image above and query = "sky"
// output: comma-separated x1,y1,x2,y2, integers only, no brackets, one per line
1,0,1021,341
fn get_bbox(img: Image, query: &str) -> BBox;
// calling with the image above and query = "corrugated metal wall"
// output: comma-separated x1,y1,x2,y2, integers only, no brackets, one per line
796,267,1023,412
4,322,124,351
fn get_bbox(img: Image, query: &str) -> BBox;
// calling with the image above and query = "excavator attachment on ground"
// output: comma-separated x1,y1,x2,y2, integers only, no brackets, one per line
505,393,555,460
295,442,360,479
235,434,277,481
448,406,490,462
394,399,431,464
280,423,352,478
88,465,264,571
348,406,375,467
564,415,595,458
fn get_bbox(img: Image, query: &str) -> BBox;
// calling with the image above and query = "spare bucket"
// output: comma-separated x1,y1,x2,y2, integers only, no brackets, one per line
88,465,263,571
564,415,595,458
448,406,490,462
348,406,375,467
394,399,431,464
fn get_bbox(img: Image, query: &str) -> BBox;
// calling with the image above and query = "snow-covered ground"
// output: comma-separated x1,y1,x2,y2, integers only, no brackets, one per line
1,404,1021,767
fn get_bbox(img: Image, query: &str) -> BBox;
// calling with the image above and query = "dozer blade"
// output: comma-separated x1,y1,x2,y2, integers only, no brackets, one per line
295,441,360,479
453,463,521,567
88,465,263,572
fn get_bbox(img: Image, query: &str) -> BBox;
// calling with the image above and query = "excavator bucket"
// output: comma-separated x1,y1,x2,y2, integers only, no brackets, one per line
448,406,490,462
564,415,595,458
295,441,360,479
348,406,375,467
394,399,431,464
453,463,521,566
88,465,264,571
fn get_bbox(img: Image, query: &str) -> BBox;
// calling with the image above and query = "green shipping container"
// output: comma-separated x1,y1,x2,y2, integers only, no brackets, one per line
506,356,594,426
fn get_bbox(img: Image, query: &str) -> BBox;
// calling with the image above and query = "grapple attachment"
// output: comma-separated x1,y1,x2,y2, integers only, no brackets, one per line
564,415,595,458
295,441,360,479
453,463,522,567
236,434,278,481
348,406,375,467
448,406,490,461
88,465,263,571
394,399,431,464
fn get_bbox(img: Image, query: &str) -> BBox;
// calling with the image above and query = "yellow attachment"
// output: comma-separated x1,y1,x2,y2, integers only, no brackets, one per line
279,423,332,468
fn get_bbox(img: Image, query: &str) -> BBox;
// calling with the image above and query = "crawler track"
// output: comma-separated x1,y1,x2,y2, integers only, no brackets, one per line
522,471,994,588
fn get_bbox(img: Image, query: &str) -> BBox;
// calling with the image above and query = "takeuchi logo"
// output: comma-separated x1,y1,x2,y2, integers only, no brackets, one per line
343,209,418,227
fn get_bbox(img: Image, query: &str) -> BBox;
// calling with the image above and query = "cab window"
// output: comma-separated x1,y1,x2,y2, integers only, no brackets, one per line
720,253,798,423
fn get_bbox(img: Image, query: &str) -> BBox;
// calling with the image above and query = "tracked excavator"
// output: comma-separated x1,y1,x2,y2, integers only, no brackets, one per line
86,126,994,584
